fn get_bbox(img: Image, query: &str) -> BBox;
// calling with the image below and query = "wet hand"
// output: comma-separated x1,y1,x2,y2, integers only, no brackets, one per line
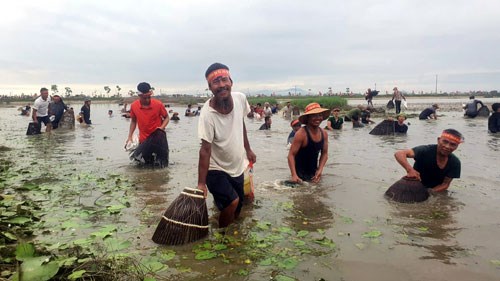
197,184,208,198
406,169,421,181
246,150,257,164
291,175,303,184
311,172,321,183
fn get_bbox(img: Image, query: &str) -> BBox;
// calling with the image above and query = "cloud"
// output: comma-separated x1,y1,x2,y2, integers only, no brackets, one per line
1,0,499,95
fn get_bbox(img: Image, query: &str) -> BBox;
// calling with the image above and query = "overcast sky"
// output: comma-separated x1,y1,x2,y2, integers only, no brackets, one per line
1,0,499,96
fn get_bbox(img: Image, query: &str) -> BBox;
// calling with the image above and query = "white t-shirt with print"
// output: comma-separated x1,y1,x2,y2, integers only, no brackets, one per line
33,96,52,117
198,92,250,177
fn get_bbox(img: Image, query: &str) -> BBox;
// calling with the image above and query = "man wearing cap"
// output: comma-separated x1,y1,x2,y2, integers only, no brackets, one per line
197,63,256,228
325,108,343,130
288,102,329,183
419,104,439,120
80,99,92,125
32,87,52,134
126,82,169,156
394,129,463,192
463,96,485,118
393,113,408,133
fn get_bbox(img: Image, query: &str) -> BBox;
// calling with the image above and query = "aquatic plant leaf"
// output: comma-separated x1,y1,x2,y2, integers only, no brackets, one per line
57,257,77,266
313,237,336,249
275,274,296,281
293,239,306,247
160,250,176,261
417,226,429,232
256,221,271,230
106,204,126,214
341,216,354,224
362,230,382,238
18,257,59,281
61,221,80,230
2,231,17,241
6,216,31,225
139,257,166,273
213,244,227,251
72,238,93,246
104,238,132,252
238,269,249,276
68,270,86,280
296,230,309,237
278,227,293,234
259,257,275,266
15,242,35,261
490,260,500,266
195,250,217,260
144,277,157,281
277,257,299,269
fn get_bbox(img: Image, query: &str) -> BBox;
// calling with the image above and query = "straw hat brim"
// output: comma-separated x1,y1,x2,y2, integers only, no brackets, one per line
298,108,330,124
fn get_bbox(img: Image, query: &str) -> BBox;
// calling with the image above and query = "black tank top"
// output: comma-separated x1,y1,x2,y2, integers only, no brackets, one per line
295,127,324,181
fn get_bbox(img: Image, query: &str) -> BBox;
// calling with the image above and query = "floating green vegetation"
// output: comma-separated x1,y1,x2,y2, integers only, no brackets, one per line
362,230,383,239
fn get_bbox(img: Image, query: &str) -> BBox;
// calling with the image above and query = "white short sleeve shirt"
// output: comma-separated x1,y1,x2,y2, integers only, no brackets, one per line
33,96,51,117
198,92,251,177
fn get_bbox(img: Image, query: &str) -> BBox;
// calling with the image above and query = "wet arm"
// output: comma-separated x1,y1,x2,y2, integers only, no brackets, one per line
32,108,38,122
197,140,211,197
394,149,420,180
127,117,137,142
432,177,453,192
159,113,170,130
243,122,256,163
313,130,329,183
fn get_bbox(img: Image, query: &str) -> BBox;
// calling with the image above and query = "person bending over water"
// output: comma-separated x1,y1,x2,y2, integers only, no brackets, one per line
394,129,463,193
488,103,500,133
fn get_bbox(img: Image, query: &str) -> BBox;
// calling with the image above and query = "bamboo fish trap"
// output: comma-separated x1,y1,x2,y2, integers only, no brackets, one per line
152,187,209,245
385,177,429,203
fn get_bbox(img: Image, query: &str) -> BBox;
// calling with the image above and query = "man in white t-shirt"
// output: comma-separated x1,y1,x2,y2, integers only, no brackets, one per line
197,63,257,228
32,87,52,134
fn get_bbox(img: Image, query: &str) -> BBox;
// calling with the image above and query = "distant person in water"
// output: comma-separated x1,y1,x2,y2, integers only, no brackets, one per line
419,104,439,120
80,99,92,125
325,108,343,130
288,103,329,183
392,87,406,114
287,119,302,145
171,112,180,121
345,105,364,128
361,107,375,124
21,104,31,116
393,114,408,133
48,95,68,129
259,116,272,130
365,88,374,107
463,96,485,118
108,110,113,117
32,87,52,133
488,103,500,133
394,129,463,192
282,102,292,119
185,104,196,117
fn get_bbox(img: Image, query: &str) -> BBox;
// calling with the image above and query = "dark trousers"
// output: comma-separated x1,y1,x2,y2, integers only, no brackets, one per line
395,100,402,114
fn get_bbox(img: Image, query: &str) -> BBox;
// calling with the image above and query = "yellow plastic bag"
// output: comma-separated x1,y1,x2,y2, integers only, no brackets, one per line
243,162,254,201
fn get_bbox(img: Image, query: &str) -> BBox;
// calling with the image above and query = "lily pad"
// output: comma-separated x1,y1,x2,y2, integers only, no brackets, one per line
362,230,382,238
195,250,217,260
6,216,31,225
313,237,336,249
15,242,35,261
68,270,86,280
277,257,299,270
275,274,296,281
13,257,59,281
104,238,132,252
296,230,309,238
2,231,17,241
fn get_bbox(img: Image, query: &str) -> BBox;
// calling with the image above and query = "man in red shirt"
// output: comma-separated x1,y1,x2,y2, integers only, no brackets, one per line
126,82,170,166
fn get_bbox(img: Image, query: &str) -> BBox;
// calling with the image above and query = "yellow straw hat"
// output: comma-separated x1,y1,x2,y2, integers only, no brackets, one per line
298,103,330,124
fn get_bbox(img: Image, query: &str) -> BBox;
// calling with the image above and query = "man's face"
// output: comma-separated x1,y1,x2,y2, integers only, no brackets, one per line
397,116,405,123
209,76,232,99
437,137,459,156
307,113,324,127
139,94,152,105
53,96,61,103
41,90,49,100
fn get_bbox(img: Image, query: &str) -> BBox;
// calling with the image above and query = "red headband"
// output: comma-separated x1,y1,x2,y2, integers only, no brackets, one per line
441,132,463,144
206,69,230,84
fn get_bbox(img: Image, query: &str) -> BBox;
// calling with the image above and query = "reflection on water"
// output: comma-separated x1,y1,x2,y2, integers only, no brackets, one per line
286,187,334,231
487,134,500,151
389,194,465,264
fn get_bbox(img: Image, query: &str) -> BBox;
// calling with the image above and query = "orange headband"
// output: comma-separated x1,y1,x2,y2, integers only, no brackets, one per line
441,132,463,144
206,69,230,84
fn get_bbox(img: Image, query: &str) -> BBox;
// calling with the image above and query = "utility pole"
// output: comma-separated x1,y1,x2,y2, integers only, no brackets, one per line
435,74,438,94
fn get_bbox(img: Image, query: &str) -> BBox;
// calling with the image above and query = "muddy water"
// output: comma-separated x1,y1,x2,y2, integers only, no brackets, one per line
1,101,499,281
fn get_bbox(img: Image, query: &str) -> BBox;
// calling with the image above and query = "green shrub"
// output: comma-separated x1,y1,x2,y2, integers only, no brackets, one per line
280,96,348,110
